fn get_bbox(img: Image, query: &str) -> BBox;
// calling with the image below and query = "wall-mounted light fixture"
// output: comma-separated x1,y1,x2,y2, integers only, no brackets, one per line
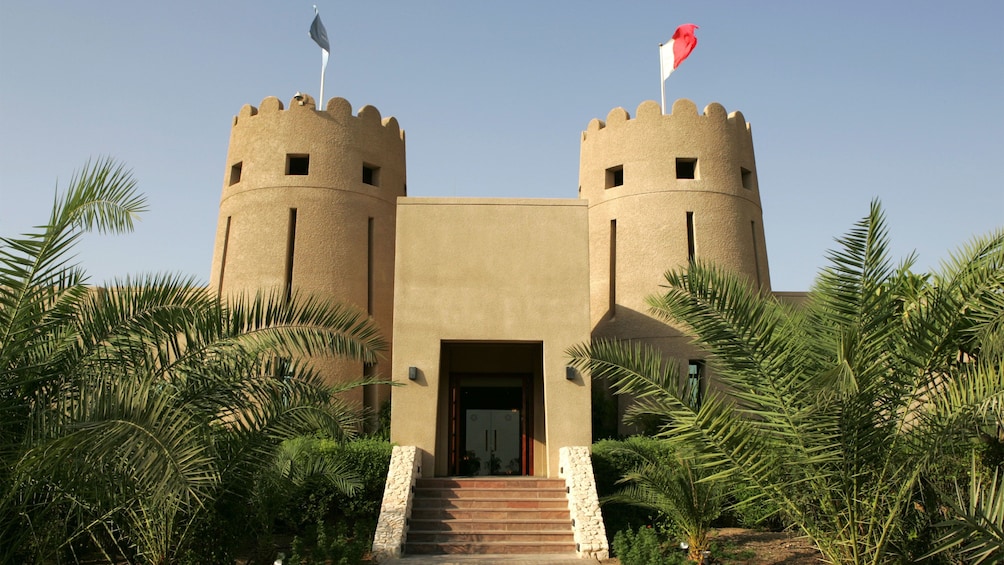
566,366,576,381
408,366,418,381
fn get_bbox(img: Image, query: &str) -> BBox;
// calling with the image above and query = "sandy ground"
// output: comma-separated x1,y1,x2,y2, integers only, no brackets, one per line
704,528,824,565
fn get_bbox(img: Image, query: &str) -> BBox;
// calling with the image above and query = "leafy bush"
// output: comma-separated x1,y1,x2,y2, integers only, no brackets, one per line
593,437,672,540
722,480,784,530
272,436,391,560
612,525,686,565
288,519,372,565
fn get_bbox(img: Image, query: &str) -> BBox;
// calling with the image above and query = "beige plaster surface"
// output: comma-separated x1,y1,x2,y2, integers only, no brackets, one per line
579,99,772,434
209,94,405,407
390,198,592,477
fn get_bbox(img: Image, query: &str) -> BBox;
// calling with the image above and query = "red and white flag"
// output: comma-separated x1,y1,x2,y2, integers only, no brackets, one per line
660,24,699,81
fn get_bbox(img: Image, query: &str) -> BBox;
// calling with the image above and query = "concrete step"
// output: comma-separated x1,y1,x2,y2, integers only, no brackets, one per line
412,497,569,509
408,531,575,544
417,478,566,489
409,518,571,532
405,477,575,556
405,541,578,555
411,508,572,521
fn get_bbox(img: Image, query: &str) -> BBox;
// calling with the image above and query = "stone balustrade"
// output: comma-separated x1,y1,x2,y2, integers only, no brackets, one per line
371,445,421,560
559,446,609,560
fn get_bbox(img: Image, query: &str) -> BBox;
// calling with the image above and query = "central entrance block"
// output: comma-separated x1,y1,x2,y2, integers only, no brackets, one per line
390,198,593,477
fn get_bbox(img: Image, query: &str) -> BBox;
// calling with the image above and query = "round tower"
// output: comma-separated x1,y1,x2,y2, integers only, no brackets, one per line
209,94,405,412
579,99,770,431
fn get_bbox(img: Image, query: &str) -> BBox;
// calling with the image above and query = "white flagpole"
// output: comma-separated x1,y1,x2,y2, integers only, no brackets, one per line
659,43,666,114
319,50,327,107
311,5,329,108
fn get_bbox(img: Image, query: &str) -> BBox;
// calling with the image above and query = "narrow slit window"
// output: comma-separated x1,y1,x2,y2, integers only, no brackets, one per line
751,220,762,287
367,217,374,315
676,158,697,180
609,219,617,316
284,208,298,302
741,167,753,190
687,360,705,410
686,211,696,262
286,154,309,176
605,165,624,188
217,216,232,294
363,163,381,186
229,162,242,186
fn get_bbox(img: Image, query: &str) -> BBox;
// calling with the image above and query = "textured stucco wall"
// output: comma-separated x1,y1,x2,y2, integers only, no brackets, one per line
209,95,404,407
580,99,771,433
390,198,592,477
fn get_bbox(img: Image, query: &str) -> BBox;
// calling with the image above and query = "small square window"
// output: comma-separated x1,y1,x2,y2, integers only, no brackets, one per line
286,154,309,176
229,162,242,186
676,158,697,180
362,163,381,186
741,167,754,190
605,165,624,188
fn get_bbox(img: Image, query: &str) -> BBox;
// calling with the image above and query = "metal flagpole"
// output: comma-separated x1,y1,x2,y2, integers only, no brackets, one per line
310,5,330,108
319,51,327,107
659,43,666,114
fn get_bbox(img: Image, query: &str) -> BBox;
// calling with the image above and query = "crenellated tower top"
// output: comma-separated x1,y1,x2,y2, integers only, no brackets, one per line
579,99,758,202
232,94,405,142
220,94,407,204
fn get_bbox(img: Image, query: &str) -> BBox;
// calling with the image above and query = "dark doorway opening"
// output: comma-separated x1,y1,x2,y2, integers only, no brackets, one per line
449,373,533,476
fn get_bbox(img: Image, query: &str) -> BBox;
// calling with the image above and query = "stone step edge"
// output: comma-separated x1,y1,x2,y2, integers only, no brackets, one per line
403,529,574,533
409,518,571,524
405,541,577,547
413,495,569,499
412,497,568,502
414,486,566,492
407,521,574,529
411,495,570,499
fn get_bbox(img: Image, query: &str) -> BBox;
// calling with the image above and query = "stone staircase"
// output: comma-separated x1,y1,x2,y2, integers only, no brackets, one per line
405,477,577,556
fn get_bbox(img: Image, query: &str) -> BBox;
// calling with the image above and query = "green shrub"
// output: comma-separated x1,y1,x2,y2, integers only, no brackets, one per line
275,436,392,558
612,525,686,565
593,437,673,541
722,480,784,530
288,519,372,565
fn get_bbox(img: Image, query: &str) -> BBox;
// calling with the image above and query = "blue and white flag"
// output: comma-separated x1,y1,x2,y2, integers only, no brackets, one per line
310,6,329,105
309,7,330,54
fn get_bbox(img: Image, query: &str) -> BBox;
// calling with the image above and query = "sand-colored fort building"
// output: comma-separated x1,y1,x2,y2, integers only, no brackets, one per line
209,93,772,558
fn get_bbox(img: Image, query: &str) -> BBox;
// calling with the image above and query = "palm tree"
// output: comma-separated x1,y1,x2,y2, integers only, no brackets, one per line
0,159,386,563
569,201,1004,565
603,440,723,561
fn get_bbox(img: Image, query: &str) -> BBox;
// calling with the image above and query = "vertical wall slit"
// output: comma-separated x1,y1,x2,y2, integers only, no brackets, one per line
217,216,231,295
751,220,762,288
284,208,297,302
609,219,617,317
367,217,374,315
363,363,377,432
686,211,696,262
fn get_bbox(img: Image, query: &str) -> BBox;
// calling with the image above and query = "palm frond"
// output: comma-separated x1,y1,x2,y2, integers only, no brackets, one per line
0,158,145,364
926,456,1004,564
17,375,220,514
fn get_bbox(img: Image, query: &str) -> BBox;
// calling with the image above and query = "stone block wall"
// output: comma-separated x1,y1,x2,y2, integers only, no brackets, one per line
371,445,421,560
559,446,609,560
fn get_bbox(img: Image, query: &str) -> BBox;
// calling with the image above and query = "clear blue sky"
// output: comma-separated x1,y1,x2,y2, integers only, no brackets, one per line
1,1,1001,291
